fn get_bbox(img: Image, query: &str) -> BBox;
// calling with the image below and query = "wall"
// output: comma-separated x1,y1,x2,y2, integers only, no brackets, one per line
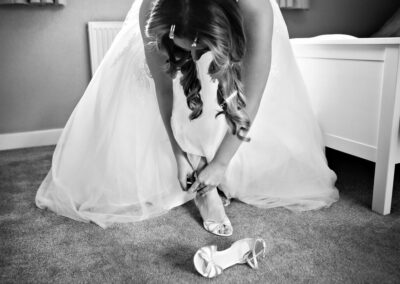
0,0,133,134
282,0,399,38
0,0,399,134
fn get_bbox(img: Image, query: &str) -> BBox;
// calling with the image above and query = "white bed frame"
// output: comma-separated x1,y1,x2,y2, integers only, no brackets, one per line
291,37,400,215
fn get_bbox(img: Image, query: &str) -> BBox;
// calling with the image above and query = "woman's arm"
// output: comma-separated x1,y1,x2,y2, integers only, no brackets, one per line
213,0,274,167
139,0,183,157
188,0,274,193
139,1,194,189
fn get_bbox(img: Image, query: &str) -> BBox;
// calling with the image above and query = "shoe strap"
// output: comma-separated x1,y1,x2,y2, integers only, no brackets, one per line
245,238,267,269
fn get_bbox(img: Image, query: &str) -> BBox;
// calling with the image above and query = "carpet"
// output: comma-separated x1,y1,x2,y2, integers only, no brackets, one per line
0,146,399,283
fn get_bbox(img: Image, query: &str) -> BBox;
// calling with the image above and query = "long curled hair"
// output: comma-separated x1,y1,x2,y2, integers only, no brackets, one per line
146,0,251,141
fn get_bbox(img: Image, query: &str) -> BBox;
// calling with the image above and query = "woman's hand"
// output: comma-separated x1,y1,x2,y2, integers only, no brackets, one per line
175,152,195,191
188,160,228,196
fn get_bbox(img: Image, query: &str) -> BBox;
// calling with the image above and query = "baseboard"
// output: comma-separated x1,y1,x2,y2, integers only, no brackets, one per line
0,129,62,151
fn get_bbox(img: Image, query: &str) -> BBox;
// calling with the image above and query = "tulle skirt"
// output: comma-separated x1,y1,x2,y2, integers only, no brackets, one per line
35,0,339,228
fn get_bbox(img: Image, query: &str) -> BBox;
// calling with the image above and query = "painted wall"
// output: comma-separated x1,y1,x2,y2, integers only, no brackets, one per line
0,0,399,134
282,0,399,38
0,0,133,134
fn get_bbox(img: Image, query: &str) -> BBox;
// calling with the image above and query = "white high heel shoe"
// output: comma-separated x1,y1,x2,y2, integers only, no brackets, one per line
193,238,267,278
194,195,233,237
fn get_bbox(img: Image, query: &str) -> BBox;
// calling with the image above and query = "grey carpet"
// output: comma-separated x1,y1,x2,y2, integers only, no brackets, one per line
0,146,399,283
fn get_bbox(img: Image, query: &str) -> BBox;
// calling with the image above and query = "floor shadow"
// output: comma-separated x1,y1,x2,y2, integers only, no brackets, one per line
181,201,203,227
160,244,199,274
326,148,400,214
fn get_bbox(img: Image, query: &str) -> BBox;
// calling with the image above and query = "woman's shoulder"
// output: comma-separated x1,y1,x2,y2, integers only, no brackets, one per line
240,0,274,61
138,0,156,39
239,0,274,44
139,0,154,21
139,0,155,15
239,0,273,19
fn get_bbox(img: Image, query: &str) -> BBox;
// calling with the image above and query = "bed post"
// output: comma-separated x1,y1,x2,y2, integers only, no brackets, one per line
372,45,400,215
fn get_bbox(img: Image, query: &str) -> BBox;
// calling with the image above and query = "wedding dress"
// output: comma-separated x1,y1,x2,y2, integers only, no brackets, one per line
35,0,339,228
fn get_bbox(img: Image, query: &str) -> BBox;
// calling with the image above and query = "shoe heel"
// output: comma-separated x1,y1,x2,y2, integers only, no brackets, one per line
244,238,267,269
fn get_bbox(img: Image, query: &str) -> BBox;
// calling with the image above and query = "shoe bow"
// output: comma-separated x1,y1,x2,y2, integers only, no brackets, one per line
196,245,223,278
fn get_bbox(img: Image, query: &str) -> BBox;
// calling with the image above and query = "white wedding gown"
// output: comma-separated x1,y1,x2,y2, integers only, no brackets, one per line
36,0,339,228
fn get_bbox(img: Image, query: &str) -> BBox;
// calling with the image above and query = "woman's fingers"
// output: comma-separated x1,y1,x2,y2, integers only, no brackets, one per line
186,171,197,188
179,171,194,191
188,179,218,194
187,159,221,193
198,185,215,197
188,180,201,193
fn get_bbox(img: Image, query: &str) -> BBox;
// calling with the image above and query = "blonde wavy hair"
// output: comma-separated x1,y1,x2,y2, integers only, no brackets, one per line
146,0,251,141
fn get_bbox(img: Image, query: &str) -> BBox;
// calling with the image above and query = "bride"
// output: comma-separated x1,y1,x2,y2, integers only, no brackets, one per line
35,0,339,234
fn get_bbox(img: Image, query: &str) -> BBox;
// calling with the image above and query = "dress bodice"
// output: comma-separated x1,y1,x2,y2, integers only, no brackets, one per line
170,51,229,161
168,0,290,162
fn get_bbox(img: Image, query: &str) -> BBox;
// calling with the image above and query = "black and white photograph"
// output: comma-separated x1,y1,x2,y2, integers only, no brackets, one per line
0,0,399,282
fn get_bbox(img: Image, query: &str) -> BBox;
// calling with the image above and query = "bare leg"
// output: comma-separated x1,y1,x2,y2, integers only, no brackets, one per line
194,157,232,236
195,188,228,222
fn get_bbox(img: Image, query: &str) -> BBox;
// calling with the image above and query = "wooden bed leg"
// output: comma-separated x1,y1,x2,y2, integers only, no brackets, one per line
372,46,400,215
372,160,395,215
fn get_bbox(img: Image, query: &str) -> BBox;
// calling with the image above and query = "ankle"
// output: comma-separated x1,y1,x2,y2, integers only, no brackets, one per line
196,187,217,200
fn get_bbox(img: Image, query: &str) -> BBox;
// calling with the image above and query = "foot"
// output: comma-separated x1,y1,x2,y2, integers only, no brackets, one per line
194,188,232,236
